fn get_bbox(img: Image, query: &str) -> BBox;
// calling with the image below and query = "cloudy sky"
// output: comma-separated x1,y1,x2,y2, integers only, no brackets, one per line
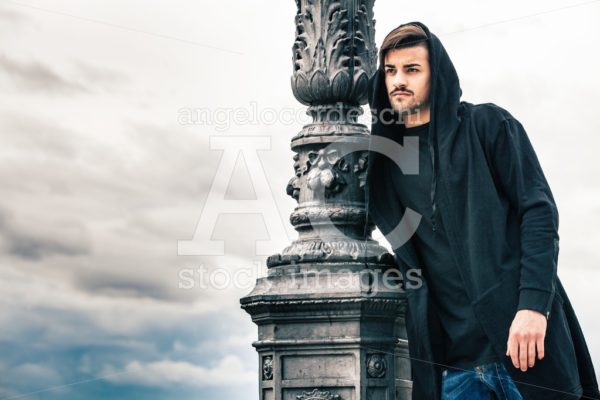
0,0,599,399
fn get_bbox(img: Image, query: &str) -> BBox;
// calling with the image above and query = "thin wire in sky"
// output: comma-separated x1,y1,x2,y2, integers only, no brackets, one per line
0,369,135,400
441,0,600,36
0,0,244,56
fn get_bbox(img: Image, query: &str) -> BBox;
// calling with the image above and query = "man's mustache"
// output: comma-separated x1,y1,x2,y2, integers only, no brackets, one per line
390,89,413,95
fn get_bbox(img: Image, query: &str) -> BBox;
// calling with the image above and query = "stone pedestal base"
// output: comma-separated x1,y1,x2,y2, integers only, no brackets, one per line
241,264,411,400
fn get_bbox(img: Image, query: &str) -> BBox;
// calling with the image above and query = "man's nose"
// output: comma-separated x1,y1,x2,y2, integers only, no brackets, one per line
393,72,408,88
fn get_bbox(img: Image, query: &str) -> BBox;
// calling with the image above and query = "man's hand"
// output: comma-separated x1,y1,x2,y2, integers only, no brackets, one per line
506,309,548,372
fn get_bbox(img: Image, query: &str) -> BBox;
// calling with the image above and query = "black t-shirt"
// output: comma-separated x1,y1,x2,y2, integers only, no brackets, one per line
384,121,499,370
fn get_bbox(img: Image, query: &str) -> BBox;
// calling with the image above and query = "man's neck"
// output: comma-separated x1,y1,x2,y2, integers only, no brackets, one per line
402,108,431,128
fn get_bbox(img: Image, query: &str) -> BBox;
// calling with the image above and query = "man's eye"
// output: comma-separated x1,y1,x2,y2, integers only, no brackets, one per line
385,69,394,74
407,68,419,72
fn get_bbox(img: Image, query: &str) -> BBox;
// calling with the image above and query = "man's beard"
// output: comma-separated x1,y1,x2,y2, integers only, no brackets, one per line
390,97,428,120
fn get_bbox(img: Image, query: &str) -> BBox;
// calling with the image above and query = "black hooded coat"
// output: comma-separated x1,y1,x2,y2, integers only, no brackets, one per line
364,22,600,400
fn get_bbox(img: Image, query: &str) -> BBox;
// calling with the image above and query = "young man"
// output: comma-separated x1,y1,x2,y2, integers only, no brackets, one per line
365,22,600,400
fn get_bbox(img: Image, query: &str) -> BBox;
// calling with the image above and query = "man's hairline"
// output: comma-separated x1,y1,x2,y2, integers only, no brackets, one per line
381,42,429,68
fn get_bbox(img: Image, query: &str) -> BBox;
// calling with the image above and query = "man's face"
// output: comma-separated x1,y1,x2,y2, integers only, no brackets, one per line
384,45,431,120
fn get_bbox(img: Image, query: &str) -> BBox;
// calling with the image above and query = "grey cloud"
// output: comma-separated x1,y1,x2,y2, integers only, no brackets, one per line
0,111,77,160
69,253,241,304
74,269,182,302
0,6,27,24
0,297,256,398
10,363,63,389
0,207,91,261
0,53,87,93
75,61,130,87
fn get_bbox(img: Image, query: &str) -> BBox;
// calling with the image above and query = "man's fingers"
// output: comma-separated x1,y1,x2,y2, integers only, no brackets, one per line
519,336,529,372
507,310,548,371
508,335,520,369
528,339,536,368
537,333,545,360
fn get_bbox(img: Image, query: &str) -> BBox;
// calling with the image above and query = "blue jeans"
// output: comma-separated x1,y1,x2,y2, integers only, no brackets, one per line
441,362,523,400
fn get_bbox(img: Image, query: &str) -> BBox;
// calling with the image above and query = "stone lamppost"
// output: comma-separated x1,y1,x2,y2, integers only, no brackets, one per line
240,1,412,399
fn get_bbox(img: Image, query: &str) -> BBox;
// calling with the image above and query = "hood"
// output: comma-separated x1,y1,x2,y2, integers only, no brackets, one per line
365,21,462,238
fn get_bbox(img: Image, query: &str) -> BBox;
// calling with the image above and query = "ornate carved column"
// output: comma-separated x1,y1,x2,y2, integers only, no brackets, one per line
240,1,411,399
